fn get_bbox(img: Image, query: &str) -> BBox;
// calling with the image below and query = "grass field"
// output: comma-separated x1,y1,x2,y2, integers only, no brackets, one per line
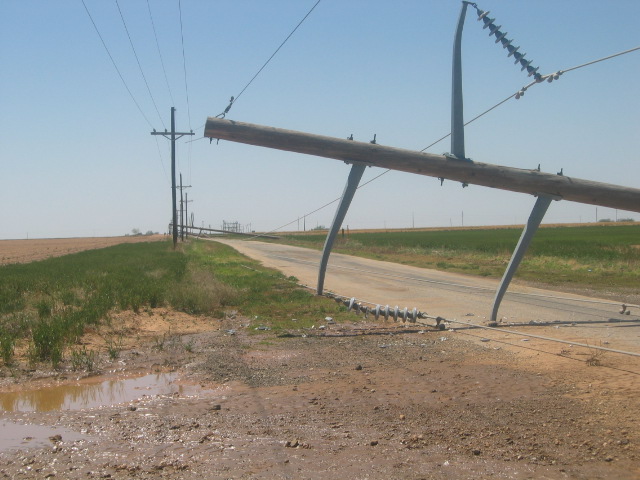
275,224,640,291
0,240,352,366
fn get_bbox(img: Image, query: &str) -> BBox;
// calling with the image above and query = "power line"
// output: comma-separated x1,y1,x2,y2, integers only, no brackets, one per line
177,0,193,183
146,0,175,107
216,0,322,118
177,0,191,129
218,40,640,239
81,0,154,129
115,0,166,130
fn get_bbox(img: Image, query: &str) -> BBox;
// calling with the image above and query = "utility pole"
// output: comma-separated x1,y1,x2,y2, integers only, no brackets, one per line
184,192,193,238
151,107,194,249
178,173,192,241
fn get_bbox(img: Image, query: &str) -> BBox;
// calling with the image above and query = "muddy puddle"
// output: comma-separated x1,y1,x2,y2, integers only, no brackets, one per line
0,372,212,413
0,372,217,453
0,420,89,453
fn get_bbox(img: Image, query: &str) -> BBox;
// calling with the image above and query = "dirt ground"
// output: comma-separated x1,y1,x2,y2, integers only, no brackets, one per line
0,238,638,479
0,235,166,266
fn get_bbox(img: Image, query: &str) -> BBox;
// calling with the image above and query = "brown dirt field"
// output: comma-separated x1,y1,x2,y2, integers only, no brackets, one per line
0,237,638,479
0,235,167,266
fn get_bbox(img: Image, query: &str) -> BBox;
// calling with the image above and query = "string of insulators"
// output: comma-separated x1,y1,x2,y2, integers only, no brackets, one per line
474,6,543,84
327,294,428,324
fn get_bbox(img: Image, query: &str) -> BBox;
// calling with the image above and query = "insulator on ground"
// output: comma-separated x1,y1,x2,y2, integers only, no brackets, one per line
411,308,418,323
348,298,356,311
354,302,362,314
362,306,369,319
392,306,399,322
383,305,390,321
400,307,408,322
374,305,381,320
418,311,428,319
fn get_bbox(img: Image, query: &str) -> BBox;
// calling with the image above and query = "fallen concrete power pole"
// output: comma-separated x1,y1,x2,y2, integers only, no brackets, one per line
204,117,640,213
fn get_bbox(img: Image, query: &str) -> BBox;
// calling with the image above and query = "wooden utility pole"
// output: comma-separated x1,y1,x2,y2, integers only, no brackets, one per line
204,117,640,213
151,107,194,248
178,173,192,241
184,192,193,237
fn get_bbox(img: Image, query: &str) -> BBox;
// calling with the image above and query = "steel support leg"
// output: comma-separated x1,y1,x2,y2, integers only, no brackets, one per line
317,163,366,295
451,1,471,160
490,194,556,324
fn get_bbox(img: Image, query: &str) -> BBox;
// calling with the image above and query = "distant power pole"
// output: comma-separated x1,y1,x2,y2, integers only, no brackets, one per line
150,107,194,249
178,173,191,241
184,192,193,236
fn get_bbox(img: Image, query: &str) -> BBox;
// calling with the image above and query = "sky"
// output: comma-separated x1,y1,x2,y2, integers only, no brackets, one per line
1,0,639,239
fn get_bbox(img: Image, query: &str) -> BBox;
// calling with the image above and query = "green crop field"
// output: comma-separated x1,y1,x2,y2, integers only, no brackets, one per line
275,224,640,292
0,240,352,367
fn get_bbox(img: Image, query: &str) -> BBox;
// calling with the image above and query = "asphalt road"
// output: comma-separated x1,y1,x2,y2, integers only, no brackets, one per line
213,238,640,355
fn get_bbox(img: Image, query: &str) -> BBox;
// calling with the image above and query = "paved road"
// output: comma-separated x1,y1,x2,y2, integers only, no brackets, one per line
213,239,640,354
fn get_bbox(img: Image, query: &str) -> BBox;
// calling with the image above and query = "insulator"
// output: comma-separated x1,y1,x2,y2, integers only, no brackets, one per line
383,305,390,321
534,73,543,82
500,37,513,49
477,10,490,21
347,297,356,311
362,306,369,319
526,65,539,77
392,306,399,322
494,31,507,43
411,308,418,323
334,297,342,304
520,59,533,71
354,303,362,314
482,17,495,29
513,51,525,62
400,307,408,322
507,45,520,57
418,311,428,319
488,24,501,35
374,305,381,320
515,90,524,100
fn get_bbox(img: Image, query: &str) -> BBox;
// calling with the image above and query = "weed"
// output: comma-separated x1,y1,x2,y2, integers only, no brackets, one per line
0,327,16,365
105,335,123,360
29,317,65,366
70,346,97,371
153,333,167,351
183,339,195,352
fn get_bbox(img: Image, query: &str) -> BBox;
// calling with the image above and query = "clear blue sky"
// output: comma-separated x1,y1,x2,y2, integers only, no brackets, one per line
2,0,638,239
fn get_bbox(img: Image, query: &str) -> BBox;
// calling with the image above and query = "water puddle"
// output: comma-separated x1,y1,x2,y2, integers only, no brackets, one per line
0,372,211,412
0,372,215,453
0,421,88,453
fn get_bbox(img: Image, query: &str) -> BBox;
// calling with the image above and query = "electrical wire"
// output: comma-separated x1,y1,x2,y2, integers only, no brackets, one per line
216,0,322,118
177,0,192,130
244,43,640,238
81,0,154,129
232,265,640,362
115,0,166,130
146,0,175,107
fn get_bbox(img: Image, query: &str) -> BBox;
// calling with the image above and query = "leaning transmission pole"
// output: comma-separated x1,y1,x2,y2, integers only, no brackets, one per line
151,107,194,248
